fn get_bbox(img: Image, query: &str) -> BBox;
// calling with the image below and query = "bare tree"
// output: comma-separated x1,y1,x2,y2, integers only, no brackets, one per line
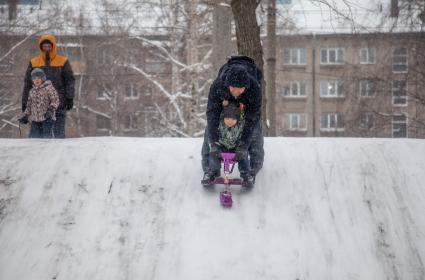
230,0,267,133
0,1,68,134
73,0,215,137
212,1,234,73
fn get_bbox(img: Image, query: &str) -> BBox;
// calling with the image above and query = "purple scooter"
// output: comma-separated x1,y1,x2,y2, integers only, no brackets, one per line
212,152,243,207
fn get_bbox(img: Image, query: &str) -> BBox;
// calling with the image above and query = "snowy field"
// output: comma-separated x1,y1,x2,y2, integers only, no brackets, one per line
0,137,424,280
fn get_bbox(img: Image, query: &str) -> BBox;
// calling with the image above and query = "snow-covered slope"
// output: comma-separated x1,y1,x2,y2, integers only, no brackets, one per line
0,137,424,280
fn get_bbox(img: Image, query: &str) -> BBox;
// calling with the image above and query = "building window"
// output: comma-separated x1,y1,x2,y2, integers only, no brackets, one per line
392,48,408,72
97,83,112,100
125,83,139,99
320,113,344,131
128,48,142,65
143,108,159,135
284,81,306,97
124,114,139,130
58,43,83,61
97,48,114,65
96,115,111,131
360,112,375,129
284,113,307,131
359,48,376,64
0,49,13,73
143,86,152,96
66,47,82,61
0,82,11,102
392,80,407,106
283,48,307,65
320,48,344,64
392,113,407,138
320,80,344,97
359,80,376,97
168,110,178,120
145,55,167,73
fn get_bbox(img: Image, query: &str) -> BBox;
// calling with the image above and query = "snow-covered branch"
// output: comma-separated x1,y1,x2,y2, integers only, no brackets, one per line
132,36,191,70
122,63,187,129
1,119,18,128
0,29,50,63
81,105,111,119
154,103,191,137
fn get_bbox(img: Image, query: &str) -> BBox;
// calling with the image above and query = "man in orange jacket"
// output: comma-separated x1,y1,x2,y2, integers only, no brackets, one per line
21,34,75,138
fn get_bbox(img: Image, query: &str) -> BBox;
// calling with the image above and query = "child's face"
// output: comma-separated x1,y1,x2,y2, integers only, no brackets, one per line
229,86,245,98
224,117,237,127
32,77,43,86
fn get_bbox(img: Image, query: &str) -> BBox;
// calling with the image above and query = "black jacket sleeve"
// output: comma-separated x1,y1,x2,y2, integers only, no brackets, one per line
206,79,223,144
62,59,75,99
21,62,33,112
240,82,262,147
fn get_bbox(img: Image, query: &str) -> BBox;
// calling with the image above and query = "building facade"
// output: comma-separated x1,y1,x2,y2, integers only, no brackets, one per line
276,32,425,138
0,34,200,138
1,32,425,138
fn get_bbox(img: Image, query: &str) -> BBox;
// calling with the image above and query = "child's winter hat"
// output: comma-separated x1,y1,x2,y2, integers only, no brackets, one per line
223,102,240,121
224,65,250,88
31,68,46,80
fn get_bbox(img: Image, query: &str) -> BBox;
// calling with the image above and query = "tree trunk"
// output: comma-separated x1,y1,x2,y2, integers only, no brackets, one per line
212,1,233,73
8,0,17,21
266,0,277,136
230,0,267,134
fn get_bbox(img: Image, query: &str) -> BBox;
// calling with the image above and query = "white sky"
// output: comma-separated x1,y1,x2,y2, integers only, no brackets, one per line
2,0,422,35
275,0,424,33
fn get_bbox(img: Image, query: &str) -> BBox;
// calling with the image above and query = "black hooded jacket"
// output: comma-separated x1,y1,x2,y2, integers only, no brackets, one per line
207,67,261,148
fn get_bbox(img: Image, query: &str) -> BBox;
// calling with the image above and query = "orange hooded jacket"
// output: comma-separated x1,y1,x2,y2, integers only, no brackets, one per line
22,34,75,112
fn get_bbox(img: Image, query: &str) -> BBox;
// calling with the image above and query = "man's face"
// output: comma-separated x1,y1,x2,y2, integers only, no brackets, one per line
41,43,52,53
229,86,245,98
224,117,237,128
32,77,43,87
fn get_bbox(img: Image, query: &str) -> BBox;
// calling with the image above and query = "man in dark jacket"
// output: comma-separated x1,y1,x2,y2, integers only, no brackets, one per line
22,34,75,138
201,63,264,185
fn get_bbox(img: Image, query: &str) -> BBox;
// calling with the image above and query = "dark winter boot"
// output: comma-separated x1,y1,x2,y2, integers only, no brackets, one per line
201,171,219,187
250,162,262,177
241,173,255,188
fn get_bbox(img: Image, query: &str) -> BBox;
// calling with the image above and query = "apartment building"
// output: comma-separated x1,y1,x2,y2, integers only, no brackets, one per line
1,32,424,138
276,32,425,138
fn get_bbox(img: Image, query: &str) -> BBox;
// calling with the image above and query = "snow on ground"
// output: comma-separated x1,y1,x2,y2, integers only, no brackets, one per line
0,137,424,280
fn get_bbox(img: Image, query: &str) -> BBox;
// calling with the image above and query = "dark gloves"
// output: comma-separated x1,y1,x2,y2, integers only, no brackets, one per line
235,143,248,161
44,106,55,120
65,98,74,111
209,142,222,158
22,103,27,112
18,114,29,125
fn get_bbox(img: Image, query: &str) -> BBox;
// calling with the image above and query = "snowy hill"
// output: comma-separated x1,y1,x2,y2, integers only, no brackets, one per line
0,137,424,280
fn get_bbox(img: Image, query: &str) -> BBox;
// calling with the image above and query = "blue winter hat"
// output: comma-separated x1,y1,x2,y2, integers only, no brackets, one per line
225,66,249,88
31,68,46,80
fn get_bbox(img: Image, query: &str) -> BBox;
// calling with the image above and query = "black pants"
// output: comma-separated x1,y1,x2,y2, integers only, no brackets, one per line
53,109,66,138
201,121,264,175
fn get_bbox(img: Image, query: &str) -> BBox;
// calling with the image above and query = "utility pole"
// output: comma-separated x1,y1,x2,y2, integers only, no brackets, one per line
8,0,17,21
185,0,199,136
266,0,277,136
